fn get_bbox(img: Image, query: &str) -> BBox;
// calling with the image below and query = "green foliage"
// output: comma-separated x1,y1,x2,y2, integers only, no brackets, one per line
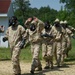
65,39,75,62
13,1,58,24
60,0,75,28
13,0,75,28
38,6,58,23
57,8,68,21
60,0,75,12
0,48,11,60
0,45,42,61
13,0,30,24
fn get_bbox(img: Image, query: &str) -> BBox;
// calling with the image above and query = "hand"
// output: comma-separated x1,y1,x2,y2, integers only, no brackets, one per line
19,38,26,49
3,37,7,42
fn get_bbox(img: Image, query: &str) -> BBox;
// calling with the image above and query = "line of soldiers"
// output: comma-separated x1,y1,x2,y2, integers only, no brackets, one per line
2,16,75,75
25,17,75,74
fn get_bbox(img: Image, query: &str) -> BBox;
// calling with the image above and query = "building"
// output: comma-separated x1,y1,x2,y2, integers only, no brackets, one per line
0,0,14,47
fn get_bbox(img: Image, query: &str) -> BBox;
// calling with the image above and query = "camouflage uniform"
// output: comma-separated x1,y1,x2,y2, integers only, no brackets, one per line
65,28,73,57
50,19,62,67
42,28,54,69
60,21,67,65
68,25,75,32
26,18,44,73
64,20,74,57
24,18,33,47
4,25,26,75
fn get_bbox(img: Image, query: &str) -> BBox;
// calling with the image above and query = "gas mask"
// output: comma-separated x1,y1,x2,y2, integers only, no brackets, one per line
12,20,17,27
44,23,50,30
10,16,18,27
44,21,51,30
30,24,36,31
65,24,68,28
61,24,66,28
54,22,60,27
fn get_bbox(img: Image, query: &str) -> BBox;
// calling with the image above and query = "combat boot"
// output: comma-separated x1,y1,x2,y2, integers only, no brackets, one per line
44,66,50,69
30,70,34,74
57,61,60,67
36,67,42,71
16,73,21,75
15,73,21,75
51,65,53,69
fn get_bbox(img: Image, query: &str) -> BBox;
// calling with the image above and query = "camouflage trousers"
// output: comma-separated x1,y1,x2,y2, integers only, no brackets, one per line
31,42,42,71
66,38,72,57
11,46,21,74
42,42,53,68
53,41,62,66
61,41,67,64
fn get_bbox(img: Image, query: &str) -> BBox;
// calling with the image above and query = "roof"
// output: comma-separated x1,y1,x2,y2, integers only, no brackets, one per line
0,0,11,13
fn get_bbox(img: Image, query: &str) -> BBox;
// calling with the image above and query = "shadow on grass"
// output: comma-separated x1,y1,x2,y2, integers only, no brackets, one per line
64,57,75,65
65,57,75,62
0,58,11,61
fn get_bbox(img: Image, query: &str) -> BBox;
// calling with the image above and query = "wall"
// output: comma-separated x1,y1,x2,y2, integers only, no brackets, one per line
8,3,14,18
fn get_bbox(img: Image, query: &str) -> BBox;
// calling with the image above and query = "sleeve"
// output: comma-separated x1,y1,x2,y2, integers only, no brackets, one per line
67,28,73,36
69,26,75,32
20,26,28,39
37,20,44,33
50,26,57,38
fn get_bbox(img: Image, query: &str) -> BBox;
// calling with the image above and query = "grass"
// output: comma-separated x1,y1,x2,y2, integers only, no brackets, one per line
0,45,42,62
65,39,75,62
0,39,75,62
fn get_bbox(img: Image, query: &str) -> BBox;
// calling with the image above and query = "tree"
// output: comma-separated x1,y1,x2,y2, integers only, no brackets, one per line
13,0,30,24
60,0,75,27
38,6,58,23
57,6,68,21
60,0,75,12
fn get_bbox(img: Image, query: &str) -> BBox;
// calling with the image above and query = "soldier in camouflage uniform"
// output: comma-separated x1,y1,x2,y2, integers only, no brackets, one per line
64,20,75,58
24,18,33,47
26,17,44,74
60,21,67,65
68,26,75,32
3,16,26,75
50,18,62,67
24,17,37,47
42,21,54,69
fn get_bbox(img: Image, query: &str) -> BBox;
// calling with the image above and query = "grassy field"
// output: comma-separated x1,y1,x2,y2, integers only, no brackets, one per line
65,39,75,62
0,39,75,62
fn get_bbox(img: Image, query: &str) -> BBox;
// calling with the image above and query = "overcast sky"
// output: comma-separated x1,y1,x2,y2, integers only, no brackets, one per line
30,0,64,11
12,0,64,11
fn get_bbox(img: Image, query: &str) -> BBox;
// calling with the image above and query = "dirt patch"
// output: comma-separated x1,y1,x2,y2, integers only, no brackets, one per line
0,60,75,75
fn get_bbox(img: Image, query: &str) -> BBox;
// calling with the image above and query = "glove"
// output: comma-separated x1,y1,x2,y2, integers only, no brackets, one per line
3,37,8,42
19,38,26,49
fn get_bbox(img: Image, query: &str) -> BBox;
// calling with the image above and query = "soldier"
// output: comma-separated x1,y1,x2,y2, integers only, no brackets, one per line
3,16,26,75
26,17,44,74
24,17,36,47
64,20,75,58
60,21,67,65
50,18,62,67
68,25,75,33
41,21,54,69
